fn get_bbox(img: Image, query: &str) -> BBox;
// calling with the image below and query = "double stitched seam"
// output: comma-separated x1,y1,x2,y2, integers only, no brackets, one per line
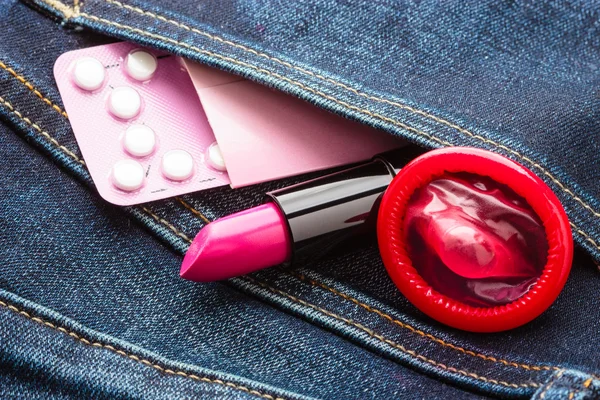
287,270,560,373
0,300,285,400
71,12,600,254
243,276,540,389
0,60,68,118
0,94,194,243
0,96,84,166
568,223,600,252
171,199,572,379
99,0,600,228
19,5,596,381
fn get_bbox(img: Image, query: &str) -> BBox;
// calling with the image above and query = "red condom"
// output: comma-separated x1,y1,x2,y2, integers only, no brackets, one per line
377,147,572,332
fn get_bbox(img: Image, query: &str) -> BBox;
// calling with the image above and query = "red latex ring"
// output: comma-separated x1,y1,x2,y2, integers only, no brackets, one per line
377,147,572,332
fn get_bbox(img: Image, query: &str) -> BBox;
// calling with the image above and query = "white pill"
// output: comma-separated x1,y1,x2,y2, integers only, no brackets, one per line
72,57,105,91
125,49,158,81
111,159,145,191
123,125,156,157
108,86,141,120
161,150,194,181
205,142,227,171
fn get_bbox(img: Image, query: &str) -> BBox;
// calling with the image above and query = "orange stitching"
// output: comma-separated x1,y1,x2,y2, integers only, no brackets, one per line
539,369,564,399
102,0,600,225
570,222,600,252
0,96,84,165
181,198,564,375
288,271,560,373
243,276,540,389
40,0,75,18
0,95,194,244
175,197,211,224
0,92,279,399
40,0,600,254
0,299,285,400
583,378,594,388
176,194,573,376
140,206,193,243
0,60,69,118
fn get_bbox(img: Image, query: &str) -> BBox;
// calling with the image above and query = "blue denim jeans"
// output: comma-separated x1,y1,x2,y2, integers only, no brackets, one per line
1,0,599,398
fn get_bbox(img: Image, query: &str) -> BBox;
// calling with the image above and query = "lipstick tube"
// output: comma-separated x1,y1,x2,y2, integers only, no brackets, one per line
265,147,418,266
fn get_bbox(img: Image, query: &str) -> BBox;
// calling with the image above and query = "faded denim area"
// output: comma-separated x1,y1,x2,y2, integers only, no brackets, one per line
0,0,599,399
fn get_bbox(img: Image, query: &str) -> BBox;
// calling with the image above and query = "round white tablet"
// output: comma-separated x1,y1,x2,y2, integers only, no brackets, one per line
125,49,158,81
205,142,227,171
161,150,194,181
123,125,156,157
107,86,141,120
111,159,145,191
72,57,105,91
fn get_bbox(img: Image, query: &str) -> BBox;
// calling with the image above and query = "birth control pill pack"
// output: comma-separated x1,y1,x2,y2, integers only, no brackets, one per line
54,42,230,206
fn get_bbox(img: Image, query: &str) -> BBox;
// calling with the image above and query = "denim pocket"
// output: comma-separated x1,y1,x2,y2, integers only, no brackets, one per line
4,0,600,398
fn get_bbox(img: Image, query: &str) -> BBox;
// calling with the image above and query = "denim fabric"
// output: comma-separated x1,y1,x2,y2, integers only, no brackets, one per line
1,0,599,398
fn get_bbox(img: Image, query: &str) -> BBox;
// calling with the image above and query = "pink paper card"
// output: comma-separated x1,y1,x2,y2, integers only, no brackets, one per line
54,42,230,206
183,60,404,188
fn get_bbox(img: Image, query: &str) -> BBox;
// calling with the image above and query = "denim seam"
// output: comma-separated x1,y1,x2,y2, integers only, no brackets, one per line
139,206,193,243
0,94,194,246
68,11,600,255
96,0,600,226
176,196,211,224
0,299,287,400
0,60,69,118
0,58,211,235
286,270,560,373
0,95,298,399
243,276,541,389
0,96,85,166
539,370,564,399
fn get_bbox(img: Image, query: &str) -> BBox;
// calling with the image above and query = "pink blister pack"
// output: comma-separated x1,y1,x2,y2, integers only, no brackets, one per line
54,42,230,206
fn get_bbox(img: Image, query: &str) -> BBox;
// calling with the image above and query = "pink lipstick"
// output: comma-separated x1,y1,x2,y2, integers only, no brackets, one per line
180,203,291,281
181,148,414,282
